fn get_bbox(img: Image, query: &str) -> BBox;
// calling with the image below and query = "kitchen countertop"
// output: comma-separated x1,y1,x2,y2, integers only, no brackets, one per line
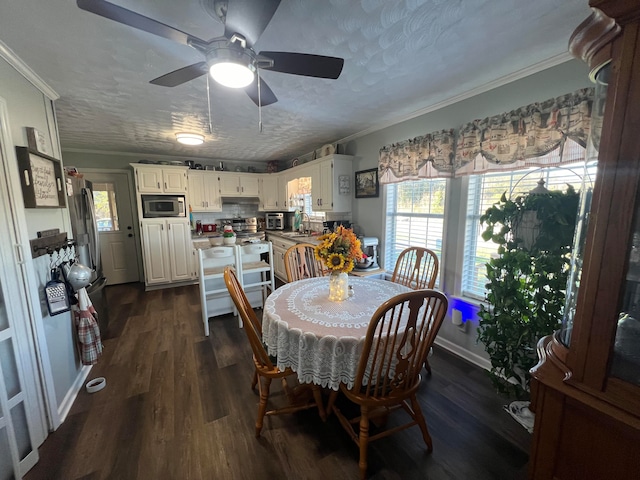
265,230,322,245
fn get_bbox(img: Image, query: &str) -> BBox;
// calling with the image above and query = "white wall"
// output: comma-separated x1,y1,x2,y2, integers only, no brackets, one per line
346,59,592,364
0,54,86,427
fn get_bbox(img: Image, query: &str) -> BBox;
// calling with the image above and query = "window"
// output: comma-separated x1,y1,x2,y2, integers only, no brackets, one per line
302,193,324,220
92,182,119,232
384,179,447,284
462,141,595,300
295,176,325,220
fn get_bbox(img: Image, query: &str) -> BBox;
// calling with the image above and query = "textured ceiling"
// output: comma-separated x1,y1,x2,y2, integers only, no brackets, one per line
0,0,592,163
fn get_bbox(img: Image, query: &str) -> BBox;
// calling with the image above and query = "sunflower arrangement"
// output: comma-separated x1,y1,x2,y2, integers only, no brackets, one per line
314,226,363,273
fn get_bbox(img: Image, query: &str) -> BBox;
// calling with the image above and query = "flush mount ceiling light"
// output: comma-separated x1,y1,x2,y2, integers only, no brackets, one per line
175,133,204,145
207,36,257,89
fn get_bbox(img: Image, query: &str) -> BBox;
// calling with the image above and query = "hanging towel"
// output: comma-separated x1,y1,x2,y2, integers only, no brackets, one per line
73,287,103,365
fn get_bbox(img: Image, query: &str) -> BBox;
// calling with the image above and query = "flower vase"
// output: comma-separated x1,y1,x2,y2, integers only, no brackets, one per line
328,271,349,301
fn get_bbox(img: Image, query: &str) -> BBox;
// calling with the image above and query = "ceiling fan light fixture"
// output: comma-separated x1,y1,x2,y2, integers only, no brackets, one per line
207,45,256,88
210,62,255,88
176,133,205,145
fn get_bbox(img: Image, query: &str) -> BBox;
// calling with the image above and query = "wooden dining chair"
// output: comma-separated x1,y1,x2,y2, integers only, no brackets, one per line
284,242,326,282
329,289,448,480
391,246,440,373
223,267,326,437
391,246,439,290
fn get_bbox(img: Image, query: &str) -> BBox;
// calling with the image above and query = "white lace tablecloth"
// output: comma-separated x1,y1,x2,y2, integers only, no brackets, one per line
262,277,411,390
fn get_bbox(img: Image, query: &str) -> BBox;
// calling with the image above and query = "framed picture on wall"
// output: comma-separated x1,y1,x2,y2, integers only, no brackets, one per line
15,146,66,208
355,168,379,198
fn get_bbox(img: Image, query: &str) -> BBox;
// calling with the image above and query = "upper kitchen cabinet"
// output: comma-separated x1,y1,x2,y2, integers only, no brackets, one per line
218,172,260,197
259,174,280,211
281,173,299,211
528,3,640,479
132,164,188,194
309,154,352,212
188,171,221,212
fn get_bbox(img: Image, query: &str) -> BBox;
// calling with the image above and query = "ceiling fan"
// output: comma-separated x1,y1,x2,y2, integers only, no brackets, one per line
76,0,344,107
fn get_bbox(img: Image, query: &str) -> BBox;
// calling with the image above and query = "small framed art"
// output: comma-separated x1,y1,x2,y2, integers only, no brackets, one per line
355,168,379,198
25,126,49,155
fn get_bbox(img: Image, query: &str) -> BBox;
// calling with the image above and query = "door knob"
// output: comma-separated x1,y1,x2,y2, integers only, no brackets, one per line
127,226,132,230
128,233,134,237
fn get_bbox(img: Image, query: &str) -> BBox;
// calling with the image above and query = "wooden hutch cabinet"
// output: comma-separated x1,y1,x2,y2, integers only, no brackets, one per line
529,1,640,479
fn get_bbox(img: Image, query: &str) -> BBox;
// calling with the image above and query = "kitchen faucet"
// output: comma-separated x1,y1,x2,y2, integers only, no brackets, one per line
300,212,311,234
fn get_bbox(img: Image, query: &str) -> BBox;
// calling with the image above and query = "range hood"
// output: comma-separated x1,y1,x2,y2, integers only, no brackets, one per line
220,196,260,205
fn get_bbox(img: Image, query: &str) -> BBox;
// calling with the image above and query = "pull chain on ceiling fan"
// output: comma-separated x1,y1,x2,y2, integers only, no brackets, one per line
76,0,344,108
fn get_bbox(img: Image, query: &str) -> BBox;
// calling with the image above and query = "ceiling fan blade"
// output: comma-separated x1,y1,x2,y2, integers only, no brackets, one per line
259,51,344,79
245,78,278,107
76,0,206,46
150,62,208,87
224,0,281,47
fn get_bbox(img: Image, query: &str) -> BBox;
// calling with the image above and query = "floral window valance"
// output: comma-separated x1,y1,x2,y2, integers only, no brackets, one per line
378,88,594,183
378,129,455,184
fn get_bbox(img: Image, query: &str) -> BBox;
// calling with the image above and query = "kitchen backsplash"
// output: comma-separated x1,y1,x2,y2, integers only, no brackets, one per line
193,204,261,225
193,206,352,233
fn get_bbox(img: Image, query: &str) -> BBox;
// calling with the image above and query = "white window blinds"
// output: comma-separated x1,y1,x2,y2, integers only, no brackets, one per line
462,140,595,300
384,179,447,284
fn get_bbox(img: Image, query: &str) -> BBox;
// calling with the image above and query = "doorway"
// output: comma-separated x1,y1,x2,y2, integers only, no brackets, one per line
82,170,141,285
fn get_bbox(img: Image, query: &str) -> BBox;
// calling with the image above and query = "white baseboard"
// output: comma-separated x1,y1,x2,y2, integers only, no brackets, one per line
434,336,492,372
56,364,92,427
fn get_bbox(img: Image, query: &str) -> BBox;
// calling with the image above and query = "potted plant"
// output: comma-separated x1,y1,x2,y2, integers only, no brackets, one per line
477,181,579,398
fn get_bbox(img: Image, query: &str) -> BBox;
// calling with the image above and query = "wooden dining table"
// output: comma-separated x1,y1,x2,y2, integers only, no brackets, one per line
262,276,412,391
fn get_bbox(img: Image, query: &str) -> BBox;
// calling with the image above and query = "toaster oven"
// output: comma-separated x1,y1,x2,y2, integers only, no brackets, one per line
265,213,285,230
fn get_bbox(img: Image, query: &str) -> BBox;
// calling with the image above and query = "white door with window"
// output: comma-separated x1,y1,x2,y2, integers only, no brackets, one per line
83,171,140,284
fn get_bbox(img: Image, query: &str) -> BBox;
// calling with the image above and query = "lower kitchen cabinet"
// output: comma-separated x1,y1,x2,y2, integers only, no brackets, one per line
268,234,299,282
141,218,193,285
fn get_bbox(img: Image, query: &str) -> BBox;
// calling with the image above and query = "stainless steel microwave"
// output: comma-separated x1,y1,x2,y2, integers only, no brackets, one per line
141,195,186,218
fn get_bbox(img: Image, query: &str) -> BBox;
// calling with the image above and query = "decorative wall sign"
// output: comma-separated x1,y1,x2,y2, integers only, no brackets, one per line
338,175,350,195
16,146,65,208
355,168,379,198
25,126,49,155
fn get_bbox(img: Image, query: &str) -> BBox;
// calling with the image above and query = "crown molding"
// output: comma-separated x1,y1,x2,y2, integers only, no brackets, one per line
0,40,59,100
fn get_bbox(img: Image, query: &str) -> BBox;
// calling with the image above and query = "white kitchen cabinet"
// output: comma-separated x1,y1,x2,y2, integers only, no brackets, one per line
309,155,352,212
133,164,188,194
218,172,260,196
268,234,298,282
188,171,221,211
280,172,301,212
260,174,280,211
141,218,193,285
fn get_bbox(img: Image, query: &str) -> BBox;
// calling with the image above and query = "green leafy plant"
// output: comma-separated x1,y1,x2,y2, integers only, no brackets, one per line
477,185,579,398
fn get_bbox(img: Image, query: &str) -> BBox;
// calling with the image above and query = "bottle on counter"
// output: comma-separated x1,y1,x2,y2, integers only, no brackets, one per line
189,204,195,230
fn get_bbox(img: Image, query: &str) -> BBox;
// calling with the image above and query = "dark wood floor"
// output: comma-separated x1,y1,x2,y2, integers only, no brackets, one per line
25,283,531,480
